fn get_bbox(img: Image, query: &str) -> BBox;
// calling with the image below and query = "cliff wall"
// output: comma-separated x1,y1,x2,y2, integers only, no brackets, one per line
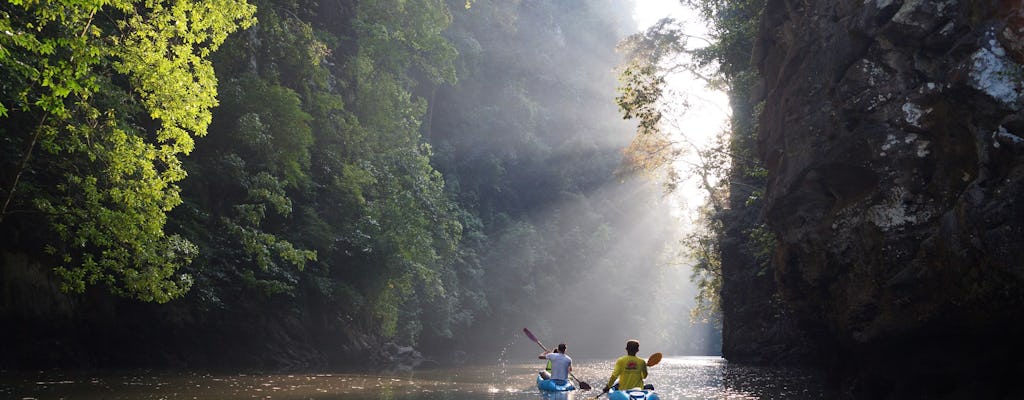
734,0,1024,396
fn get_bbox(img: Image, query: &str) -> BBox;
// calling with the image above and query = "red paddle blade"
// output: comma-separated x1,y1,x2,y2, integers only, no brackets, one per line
522,327,548,351
523,327,539,343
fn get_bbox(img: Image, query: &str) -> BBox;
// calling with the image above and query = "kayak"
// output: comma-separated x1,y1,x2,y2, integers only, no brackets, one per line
536,375,576,391
608,389,660,400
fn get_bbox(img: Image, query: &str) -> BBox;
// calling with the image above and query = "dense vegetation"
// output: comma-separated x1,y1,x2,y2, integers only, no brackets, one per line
1,0,256,303
1,0,712,369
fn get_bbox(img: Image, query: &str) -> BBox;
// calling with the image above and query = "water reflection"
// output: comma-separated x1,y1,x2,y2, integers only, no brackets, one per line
644,356,829,399
0,357,828,399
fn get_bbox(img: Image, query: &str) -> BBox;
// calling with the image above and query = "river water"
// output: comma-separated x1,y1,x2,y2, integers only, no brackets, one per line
1,356,832,399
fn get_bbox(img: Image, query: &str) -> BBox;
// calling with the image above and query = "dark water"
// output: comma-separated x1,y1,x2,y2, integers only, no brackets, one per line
0,357,831,399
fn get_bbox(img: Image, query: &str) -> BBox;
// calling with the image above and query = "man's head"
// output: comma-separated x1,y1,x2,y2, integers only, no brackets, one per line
557,343,567,353
625,339,640,355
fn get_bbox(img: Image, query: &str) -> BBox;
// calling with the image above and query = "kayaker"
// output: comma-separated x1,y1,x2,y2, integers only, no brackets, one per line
538,343,572,384
602,339,650,393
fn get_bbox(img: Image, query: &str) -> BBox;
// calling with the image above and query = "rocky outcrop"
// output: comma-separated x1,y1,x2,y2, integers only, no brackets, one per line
735,0,1024,396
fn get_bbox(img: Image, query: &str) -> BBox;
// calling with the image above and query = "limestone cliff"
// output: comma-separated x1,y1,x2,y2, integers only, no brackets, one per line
730,0,1024,396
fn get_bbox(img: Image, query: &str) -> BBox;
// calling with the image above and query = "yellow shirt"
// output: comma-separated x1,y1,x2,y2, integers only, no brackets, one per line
605,355,647,390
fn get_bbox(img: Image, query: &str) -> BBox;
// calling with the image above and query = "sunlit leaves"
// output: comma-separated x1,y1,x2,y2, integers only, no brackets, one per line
0,0,254,302
617,64,665,133
614,22,680,181
115,0,256,153
616,61,673,178
615,0,768,322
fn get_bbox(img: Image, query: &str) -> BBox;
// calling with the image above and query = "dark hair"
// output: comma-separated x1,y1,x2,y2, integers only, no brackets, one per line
626,339,639,355
557,343,567,353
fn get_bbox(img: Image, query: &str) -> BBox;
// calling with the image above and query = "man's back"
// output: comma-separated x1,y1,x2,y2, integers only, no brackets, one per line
612,354,647,389
545,352,572,381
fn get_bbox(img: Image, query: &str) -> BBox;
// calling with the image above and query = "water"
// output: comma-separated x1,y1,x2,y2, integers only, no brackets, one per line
0,357,830,399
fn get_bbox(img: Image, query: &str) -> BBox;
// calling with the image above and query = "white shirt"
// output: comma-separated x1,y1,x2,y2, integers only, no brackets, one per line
545,352,572,380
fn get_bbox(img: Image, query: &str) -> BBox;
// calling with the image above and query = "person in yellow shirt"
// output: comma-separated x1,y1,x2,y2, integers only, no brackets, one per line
603,339,649,393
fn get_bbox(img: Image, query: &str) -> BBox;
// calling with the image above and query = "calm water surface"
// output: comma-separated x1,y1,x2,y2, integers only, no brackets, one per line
0,357,831,399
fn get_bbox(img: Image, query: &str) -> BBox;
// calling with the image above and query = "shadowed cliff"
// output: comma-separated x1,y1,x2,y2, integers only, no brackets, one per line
723,0,1024,397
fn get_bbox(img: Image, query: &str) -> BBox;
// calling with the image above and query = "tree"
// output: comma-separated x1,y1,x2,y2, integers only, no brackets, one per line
0,0,255,302
614,0,767,321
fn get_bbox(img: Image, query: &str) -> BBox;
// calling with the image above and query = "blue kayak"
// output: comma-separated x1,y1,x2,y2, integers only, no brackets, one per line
536,375,576,391
608,389,660,400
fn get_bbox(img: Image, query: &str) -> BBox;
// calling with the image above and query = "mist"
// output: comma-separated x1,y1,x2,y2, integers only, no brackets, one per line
427,0,722,363
518,176,721,360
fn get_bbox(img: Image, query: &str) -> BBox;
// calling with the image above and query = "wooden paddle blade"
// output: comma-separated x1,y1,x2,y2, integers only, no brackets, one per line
647,352,663,367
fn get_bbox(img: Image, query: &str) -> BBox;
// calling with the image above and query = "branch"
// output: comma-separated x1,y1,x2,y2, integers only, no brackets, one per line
1,114,48,223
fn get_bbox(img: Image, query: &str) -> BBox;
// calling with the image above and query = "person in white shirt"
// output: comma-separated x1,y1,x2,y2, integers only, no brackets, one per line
538,343,572,384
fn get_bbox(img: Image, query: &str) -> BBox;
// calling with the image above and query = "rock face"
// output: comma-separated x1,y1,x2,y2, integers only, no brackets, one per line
733,0,1024,396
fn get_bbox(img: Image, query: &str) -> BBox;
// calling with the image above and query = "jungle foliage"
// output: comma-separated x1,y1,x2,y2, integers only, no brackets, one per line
0,0,256,302
1,0,699,366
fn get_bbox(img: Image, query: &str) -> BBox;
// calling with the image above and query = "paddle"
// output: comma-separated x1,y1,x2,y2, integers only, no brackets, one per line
646,352,663,367
591,352,664,400
522,327,593,391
